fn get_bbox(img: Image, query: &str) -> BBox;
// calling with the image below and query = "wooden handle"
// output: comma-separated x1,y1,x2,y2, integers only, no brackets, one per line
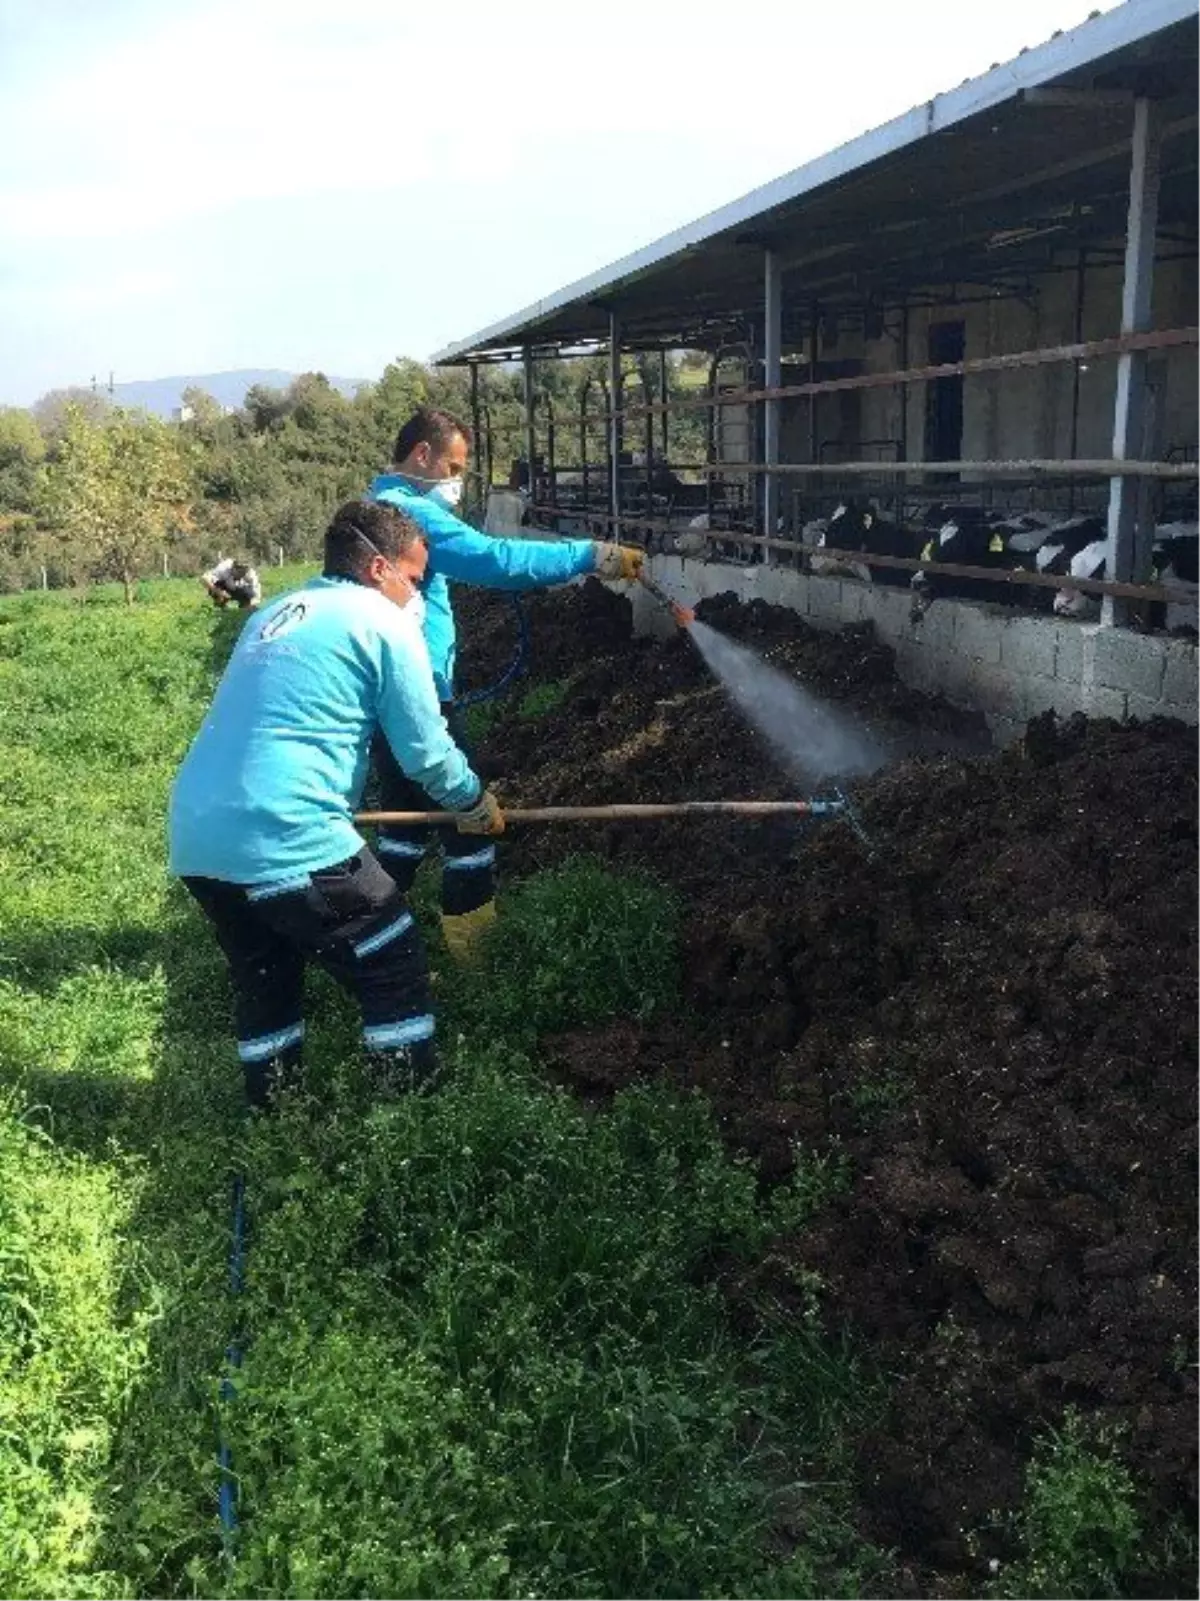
355,800,841,825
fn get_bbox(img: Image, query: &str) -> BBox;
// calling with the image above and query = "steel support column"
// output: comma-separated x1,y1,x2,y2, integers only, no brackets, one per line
763,249,782,560
468,362,483,518
898,298,910,464
807,305,819,465
608,312,622,539
1102,97,1162,628
522,346,536,508
659,348,669,460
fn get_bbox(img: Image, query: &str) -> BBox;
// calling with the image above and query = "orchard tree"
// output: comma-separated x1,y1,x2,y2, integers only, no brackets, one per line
31,385,112,441
41,405,193,602
0,407,48,515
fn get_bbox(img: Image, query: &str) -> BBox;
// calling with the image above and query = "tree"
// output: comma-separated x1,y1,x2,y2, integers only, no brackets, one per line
40,405,193,602
243,383,293,434
0,407,48,516
31,386,113,441
179,386,228,430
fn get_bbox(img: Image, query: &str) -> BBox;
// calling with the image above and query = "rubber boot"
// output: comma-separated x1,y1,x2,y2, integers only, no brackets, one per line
440,899,497,966
364,1036,442,1101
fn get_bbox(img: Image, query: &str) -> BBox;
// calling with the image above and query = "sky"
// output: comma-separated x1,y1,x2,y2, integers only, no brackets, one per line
0,0,1125,407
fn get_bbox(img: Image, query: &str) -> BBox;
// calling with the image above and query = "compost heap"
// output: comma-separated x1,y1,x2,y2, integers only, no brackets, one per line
455,579,1198,1592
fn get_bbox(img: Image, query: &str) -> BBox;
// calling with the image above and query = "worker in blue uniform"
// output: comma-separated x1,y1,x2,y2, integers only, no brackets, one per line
366,406,644,963
169,498,503,1109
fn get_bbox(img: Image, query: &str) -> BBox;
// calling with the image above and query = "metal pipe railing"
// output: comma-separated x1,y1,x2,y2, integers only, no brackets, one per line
526,501,1189,605
600,326,1198,426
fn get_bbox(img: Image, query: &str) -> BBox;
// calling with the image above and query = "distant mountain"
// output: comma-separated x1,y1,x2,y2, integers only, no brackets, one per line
110,369,369,418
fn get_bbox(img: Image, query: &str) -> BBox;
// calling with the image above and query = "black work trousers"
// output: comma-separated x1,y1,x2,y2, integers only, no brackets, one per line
371,703,496,916
183,847,433,1105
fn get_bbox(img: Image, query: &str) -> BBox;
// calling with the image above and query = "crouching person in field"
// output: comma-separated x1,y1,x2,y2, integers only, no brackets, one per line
168,500,504,1110
202,556,262,610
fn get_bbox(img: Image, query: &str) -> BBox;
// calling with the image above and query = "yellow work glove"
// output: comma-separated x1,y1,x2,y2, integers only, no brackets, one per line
441,900,498,965
455,788,505,835
592,542,645,583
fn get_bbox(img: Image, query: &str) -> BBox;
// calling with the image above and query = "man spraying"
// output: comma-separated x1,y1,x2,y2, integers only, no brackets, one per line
367,407,644,962
169,500,503,1110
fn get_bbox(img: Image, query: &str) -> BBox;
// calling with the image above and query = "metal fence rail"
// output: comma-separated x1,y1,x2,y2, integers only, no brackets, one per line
528,502,1188,605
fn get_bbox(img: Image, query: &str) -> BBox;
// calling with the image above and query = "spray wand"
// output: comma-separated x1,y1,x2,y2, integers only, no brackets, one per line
638,572,695,628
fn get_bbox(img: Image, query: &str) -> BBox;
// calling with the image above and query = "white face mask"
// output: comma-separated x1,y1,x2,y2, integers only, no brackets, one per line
426,476,463,510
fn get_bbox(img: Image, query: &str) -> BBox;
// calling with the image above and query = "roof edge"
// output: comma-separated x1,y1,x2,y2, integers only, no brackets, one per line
431,0,1195,364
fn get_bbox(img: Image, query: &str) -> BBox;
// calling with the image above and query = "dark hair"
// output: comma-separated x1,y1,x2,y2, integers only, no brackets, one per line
391,406,472,466
323,500,424,581
227,561,249,582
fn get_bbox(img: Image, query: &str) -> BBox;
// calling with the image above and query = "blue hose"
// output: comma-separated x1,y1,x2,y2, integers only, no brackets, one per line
452,595,530,711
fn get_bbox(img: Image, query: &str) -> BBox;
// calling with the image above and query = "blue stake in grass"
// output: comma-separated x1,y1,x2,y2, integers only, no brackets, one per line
218,1170,248,1564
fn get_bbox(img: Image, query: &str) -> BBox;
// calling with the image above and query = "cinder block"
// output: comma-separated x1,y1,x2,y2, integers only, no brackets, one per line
838,582,871,622
1161,646,1198,710
965,659,1022,717
760,569,807,613
1088,627,1166,702
1053,624,1086,684
1125,690,1196,725
1020,674,1080,721
893,637,934,691
861,586,912,646
909,601,956,657
805,576,844,624
915,647,968,699
1081,684,1129,722
953,606,1004,665
998,616,1057,680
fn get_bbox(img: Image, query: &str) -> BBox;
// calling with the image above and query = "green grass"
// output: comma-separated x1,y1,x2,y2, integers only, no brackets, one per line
983,1411,1163,1601
0,570,880,1598
449,855,680,1043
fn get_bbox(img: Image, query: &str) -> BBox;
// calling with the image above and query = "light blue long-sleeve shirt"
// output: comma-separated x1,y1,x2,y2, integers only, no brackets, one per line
169,576,480,885
367,474,598,701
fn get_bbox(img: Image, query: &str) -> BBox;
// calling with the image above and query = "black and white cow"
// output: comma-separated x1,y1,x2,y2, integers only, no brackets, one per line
810,499,917,587
1052,520,1199,633
1154,523,1200,635
908,505,1057,617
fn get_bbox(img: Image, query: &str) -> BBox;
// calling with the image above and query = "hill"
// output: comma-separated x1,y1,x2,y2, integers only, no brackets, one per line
111,368,369,417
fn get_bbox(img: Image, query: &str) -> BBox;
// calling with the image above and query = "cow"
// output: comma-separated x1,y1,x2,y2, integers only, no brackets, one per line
1155,523,1199,635
908,505,1057,619
671,511,761,564
810,500,916,587
1052,520,1198,634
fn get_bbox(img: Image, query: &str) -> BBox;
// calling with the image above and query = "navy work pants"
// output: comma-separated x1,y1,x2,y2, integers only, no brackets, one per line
183,847,433,1106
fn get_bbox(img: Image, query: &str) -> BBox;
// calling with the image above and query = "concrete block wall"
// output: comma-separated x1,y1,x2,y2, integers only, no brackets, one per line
633,556,1198,746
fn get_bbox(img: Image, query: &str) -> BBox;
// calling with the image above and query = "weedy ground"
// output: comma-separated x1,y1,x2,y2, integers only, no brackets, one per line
0,573,1158,1600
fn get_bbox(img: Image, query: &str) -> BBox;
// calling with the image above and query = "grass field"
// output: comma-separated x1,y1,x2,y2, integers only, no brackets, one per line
0,571,884,1599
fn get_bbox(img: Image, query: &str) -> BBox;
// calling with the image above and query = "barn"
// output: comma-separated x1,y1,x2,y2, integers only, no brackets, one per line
433,0,1198,740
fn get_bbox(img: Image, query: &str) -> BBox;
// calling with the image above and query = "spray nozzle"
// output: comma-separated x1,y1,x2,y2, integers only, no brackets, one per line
639,573,694,629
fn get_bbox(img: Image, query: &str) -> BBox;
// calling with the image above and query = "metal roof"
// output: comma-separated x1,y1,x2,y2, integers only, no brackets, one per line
432,0,1198,364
